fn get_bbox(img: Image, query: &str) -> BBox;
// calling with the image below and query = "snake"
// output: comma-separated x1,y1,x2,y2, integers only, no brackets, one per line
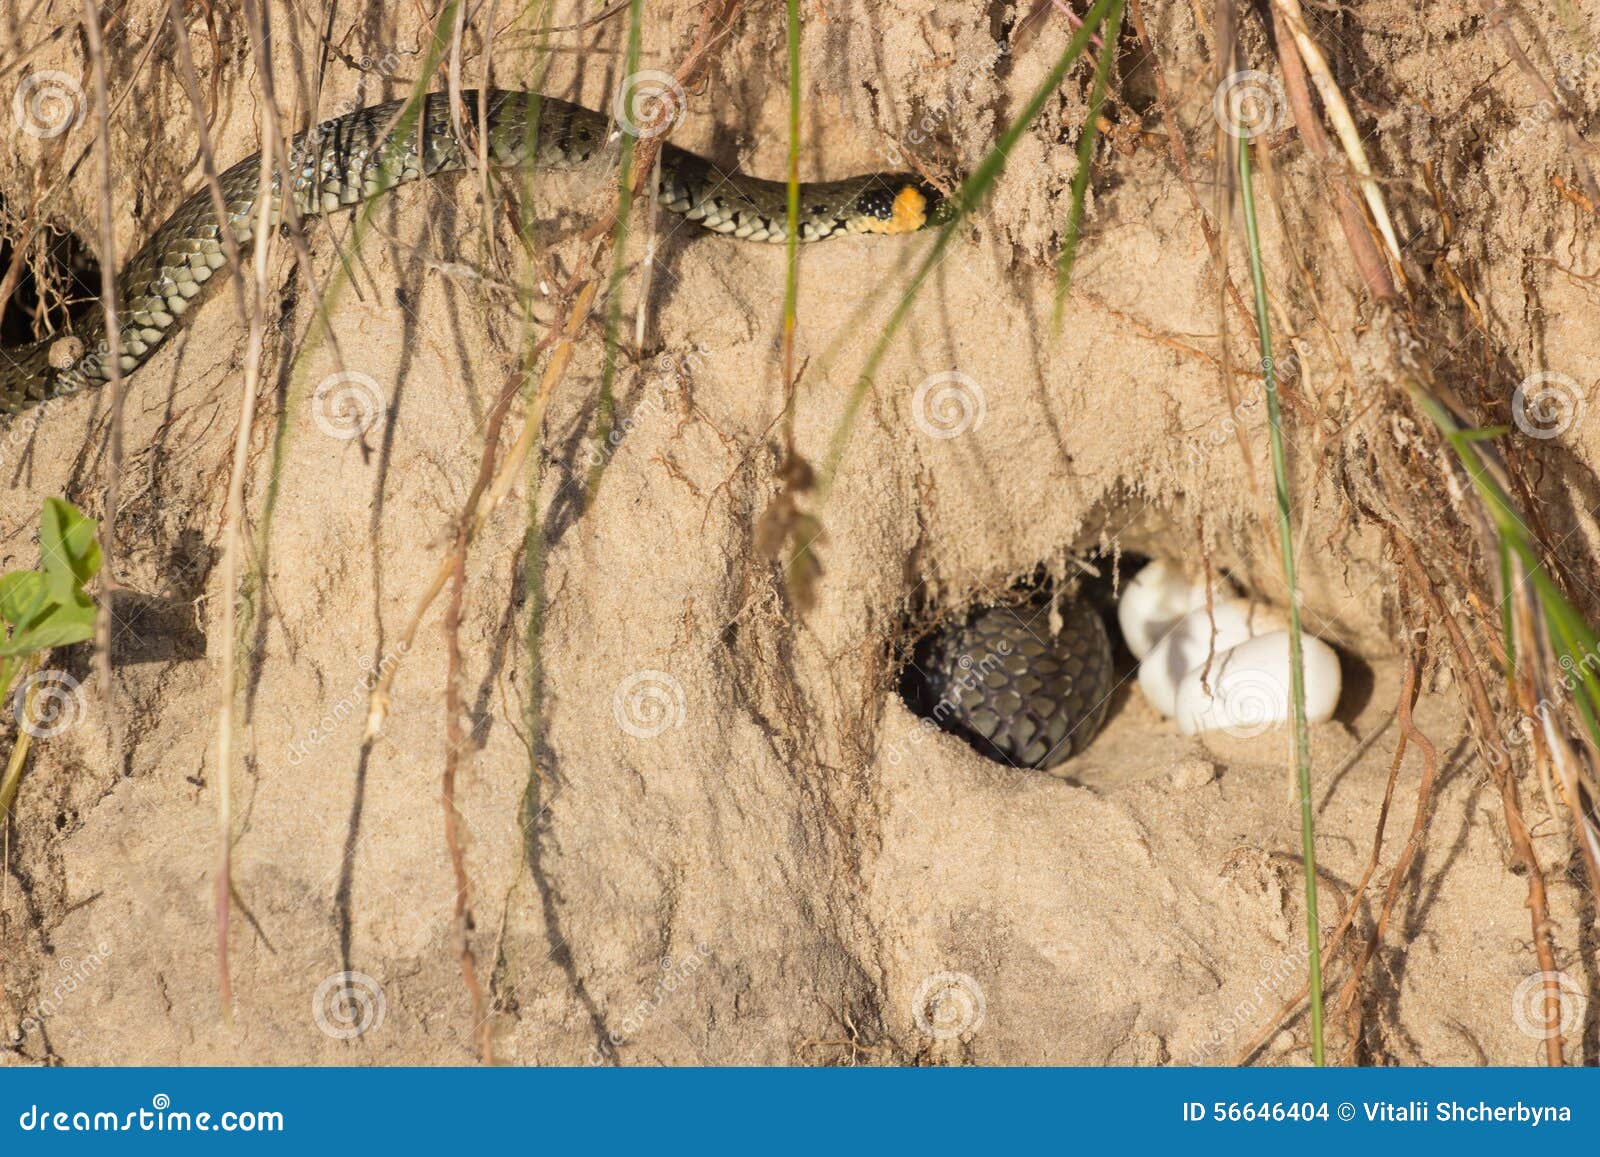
0,86,1114,766
906,591,1113,772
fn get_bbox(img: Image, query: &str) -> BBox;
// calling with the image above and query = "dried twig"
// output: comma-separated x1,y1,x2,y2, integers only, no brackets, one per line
1393,532,1567,1064
365,280,598,739
211,0,284,1026
367,0,749,734
78,0,126,908
1267,0,1404,276
1267,6,1398,303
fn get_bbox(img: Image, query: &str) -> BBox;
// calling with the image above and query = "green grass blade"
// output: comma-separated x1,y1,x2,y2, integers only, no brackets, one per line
1053,0,1123,326
1416,391,1600,748
816,0,1115,496
587,0,648,495
781,0,802,434
1238,130,1326,1065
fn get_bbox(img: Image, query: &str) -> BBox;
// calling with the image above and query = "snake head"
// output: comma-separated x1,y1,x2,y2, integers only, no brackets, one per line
852,179,945,235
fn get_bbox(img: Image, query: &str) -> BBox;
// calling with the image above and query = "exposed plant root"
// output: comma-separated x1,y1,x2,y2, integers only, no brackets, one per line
1394,531,1568,1063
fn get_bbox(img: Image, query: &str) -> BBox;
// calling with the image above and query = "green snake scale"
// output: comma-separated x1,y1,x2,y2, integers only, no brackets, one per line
0,87,1112,766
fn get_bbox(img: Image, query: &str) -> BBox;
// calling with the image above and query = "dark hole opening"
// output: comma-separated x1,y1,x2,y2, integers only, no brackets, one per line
897,552,1145,771
0,206,101,348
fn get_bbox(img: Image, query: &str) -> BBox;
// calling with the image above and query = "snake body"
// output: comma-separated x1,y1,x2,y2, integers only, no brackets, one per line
1,88,1115,767
908,592,1113,772
0,89,940,415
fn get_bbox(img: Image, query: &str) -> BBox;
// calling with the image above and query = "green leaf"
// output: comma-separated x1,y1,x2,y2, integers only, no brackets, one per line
0,611,95,657
0,571,47,629
38,498,101,606
0,500,101,662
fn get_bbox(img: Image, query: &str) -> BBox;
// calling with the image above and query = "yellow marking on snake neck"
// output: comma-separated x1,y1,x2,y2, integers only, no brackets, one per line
859,185,928,235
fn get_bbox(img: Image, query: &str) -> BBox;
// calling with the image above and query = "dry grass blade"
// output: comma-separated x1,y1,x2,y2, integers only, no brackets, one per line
1395,527,1566,1064
78,0,125,807
1267,9,1397,303
208,0,285,1025
365,281,599,740
1267,0,1404,277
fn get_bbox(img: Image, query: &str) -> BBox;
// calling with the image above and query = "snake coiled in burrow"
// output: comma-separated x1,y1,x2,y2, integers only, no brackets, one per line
0,87,1112,769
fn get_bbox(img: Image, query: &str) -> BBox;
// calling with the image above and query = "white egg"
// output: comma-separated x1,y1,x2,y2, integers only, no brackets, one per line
1137,599,1287,718
1173,630,1342,737
1116,559,1235,661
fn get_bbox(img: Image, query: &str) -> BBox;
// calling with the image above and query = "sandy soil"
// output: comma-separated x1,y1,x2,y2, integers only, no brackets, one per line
1,0,1596,1064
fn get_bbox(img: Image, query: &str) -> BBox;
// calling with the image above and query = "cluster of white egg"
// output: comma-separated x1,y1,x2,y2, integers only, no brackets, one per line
1116,559,1341,737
